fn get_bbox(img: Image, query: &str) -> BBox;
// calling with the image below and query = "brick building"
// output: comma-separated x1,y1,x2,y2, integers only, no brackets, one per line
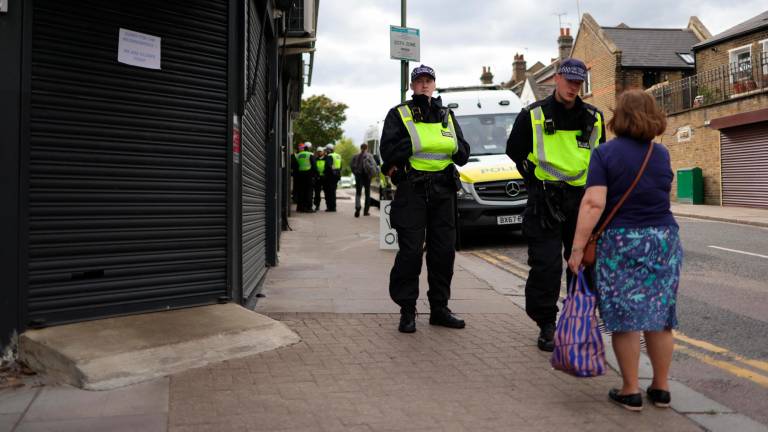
570,13,711,137
650,10,768,207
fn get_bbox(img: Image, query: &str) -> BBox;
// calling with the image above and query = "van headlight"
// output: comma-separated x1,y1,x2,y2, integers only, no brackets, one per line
456,182,475,200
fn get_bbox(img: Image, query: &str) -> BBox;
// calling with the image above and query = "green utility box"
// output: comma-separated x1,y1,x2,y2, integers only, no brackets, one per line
677,167,703,204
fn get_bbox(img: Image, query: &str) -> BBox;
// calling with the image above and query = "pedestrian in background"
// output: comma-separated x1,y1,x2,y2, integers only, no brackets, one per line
350,143,377,217
313,148,326,212
568,89,682,411
323,144,341,212
505,58,606,351
380,64,470,333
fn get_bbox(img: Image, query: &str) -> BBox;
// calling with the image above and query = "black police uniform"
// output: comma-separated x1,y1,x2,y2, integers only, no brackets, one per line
291,151,316,213
323,152,340,211
380,94,471,331
506,93,605,347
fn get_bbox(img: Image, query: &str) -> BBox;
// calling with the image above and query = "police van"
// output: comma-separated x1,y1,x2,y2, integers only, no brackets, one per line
437,85,527,247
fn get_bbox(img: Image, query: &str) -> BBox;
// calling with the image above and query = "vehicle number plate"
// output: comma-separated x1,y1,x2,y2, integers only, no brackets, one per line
497,215,523,225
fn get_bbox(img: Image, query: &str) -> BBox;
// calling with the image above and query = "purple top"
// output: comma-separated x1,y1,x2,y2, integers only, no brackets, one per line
586,136,678,229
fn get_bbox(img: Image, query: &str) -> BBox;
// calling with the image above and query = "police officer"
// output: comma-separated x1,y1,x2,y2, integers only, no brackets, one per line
380,64,471,333
291,142,316,213
506,58,605,351
323,143,342,212
313,148,326,212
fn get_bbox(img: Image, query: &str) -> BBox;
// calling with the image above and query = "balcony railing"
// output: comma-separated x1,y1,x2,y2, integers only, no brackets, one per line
649,51,768,114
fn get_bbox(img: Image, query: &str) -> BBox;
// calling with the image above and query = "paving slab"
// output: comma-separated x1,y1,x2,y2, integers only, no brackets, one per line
20,304,299,390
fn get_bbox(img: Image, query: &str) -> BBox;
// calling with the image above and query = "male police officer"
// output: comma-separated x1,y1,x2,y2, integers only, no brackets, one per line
291,142,316,213
506,59,605,351
313,148,326,212
323,143,342,212
380,64,471,333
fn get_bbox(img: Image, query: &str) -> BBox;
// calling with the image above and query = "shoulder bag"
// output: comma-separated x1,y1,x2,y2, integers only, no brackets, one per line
581,142,654,267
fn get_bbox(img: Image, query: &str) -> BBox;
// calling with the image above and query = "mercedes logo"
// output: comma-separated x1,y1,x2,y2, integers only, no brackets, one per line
505,181,521,197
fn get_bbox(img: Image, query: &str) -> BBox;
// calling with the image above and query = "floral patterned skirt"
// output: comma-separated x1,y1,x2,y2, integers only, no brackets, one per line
595,225,683,332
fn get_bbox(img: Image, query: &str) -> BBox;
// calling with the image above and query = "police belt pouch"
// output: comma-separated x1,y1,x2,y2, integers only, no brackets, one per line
582,142,654,267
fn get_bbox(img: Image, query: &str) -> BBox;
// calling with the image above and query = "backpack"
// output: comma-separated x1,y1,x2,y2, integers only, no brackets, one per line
362,153,378,179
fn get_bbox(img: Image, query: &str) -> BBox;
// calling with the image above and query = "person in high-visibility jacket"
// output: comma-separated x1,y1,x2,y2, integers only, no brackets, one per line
505,58,606,352
313,148,326,212
322,144,342,212
380,64,471,333
291,142,316,213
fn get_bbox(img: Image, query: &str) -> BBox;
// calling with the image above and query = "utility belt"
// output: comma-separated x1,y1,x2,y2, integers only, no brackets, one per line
395,164,461,191
529,179,584,229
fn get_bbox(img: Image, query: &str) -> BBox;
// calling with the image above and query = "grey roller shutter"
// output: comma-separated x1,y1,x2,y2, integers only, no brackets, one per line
720,122,768,209
241,0,269,300
27,0,230,325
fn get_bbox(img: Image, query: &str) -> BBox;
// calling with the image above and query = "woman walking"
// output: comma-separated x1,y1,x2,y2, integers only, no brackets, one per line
568,89,682,411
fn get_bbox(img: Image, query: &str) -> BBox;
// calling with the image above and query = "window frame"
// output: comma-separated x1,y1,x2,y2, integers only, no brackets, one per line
728,44,752,83
582,69,592,96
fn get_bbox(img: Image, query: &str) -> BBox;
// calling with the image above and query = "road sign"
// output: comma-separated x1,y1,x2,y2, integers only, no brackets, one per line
390,26,420,62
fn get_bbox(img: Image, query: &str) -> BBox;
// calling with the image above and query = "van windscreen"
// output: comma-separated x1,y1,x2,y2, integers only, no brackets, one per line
454,114,517,156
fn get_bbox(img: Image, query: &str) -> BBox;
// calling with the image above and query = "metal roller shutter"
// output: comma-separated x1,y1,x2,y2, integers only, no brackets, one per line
720,122,768,209
27,0,230,325
241,0,270,300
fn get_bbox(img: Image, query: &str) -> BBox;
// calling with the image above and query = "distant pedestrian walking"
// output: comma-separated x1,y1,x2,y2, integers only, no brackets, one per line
568,89,682,411
350,143,378,217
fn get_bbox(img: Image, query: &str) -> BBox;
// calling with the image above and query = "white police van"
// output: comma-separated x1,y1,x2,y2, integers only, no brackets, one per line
437,85,527,247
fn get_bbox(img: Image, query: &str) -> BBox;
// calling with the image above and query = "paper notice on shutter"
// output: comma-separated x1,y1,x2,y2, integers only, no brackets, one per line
118,28,161,70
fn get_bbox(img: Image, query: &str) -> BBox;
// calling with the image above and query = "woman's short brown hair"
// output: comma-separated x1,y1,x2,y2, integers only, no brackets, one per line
607,89,667,141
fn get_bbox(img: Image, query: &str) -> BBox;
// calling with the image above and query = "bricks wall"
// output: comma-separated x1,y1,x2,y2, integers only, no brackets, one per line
695,31,768,74
664,92,768,204
571,25,619,138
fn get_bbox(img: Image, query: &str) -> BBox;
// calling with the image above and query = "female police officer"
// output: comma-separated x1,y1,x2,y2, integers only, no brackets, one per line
380,64,471,333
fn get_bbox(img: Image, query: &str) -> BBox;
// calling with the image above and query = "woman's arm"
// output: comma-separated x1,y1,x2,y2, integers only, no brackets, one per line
568,185,607,273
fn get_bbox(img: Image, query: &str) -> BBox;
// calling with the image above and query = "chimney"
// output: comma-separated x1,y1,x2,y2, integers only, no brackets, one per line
480,66,494,85
512,53,526,84
558,27,574,61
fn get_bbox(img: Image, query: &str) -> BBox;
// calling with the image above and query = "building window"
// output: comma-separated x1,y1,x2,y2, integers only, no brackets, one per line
583,69,592,95
728,44,752,83
677,53,695,65
642,70,661,89
761,39,768,75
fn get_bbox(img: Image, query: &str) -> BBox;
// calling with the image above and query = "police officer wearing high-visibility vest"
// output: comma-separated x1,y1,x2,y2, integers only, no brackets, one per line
323,143,342,212
291,142,316,213
313,148,326,212
380,64,471,333
505,58,606,351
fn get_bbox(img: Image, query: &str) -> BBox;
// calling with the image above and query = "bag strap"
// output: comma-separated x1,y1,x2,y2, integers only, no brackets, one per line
590,142,655,241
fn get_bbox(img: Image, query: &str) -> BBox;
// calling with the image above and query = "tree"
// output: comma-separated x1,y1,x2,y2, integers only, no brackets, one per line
334,137,358,176
293,95,348,151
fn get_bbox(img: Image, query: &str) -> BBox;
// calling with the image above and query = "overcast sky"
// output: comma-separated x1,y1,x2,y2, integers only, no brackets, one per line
304,1,766,144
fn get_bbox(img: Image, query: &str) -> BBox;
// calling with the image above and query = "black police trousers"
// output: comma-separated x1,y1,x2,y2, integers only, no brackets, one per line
323,174,337,211
313,176,324,209
389,173,456,311
522,186,583,327
295,171,313,212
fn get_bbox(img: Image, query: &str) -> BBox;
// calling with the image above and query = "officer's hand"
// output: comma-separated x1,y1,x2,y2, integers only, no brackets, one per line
387,166,398,177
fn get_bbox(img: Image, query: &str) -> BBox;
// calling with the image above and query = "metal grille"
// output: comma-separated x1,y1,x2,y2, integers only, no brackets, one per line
241,0,269,300
474,180,528,202
720,123,768,209
27,0,229,325
286,0,306,35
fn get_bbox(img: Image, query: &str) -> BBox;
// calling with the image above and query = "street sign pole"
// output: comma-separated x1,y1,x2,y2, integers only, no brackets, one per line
401,0,407,103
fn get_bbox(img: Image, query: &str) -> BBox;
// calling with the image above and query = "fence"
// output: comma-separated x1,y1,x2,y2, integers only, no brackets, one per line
650,51,768,114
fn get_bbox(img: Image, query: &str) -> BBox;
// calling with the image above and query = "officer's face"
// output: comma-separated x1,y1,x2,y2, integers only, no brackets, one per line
555,74,583,105
410,76,436,97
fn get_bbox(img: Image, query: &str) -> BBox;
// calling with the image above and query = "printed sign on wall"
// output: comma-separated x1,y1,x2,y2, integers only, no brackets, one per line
118,28,161,69
379,200,399,250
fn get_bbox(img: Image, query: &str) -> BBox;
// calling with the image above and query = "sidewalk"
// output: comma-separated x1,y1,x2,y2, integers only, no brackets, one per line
166,191,701,431
671,203,768,228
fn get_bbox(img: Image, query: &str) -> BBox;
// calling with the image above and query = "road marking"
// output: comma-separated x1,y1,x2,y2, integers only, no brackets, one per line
675,345,768,389
708,245,768,260
675,331,768,374
471,251,529,279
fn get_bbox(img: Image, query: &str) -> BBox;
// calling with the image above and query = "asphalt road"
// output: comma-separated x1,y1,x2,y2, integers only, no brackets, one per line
461,217,768,426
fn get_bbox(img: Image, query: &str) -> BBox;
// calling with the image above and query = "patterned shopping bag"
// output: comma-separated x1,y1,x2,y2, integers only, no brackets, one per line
550,269,606,377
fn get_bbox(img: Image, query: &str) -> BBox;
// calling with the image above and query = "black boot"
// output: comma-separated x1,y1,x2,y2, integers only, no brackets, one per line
354,208,360,217
429,307,465,329
537,322,556,352
398,308,416,333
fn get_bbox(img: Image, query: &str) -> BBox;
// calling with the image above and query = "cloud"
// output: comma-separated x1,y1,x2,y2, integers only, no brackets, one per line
309,0,768,143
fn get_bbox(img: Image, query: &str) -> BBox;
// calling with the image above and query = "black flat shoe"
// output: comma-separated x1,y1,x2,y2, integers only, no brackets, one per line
647,387,671,408
608,389,643,411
